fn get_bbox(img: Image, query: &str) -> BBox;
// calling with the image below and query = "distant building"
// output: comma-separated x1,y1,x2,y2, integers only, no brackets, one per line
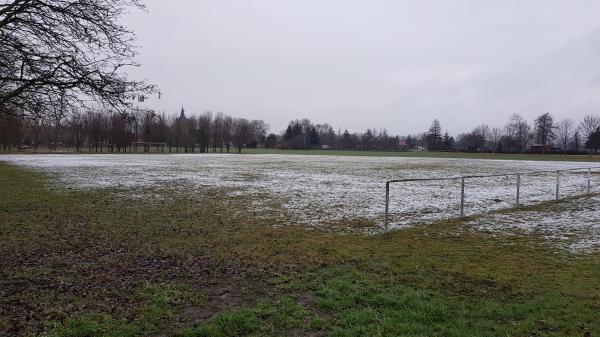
530,144,560,153
179,107,186,120
398,140,408,151
530,144,550,153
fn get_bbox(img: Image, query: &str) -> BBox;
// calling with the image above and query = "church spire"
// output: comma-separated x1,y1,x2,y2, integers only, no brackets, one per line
179,107,186,120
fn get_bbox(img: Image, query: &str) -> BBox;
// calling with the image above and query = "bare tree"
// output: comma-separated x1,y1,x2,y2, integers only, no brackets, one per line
490,127,503,153
250,119,269,146
109,113,130,152
533,112,556,153
476,124,489,147
0,0,156,118
470,124,489,151
196,111,212,153
0,107,23,150
233,118,252,153
67,109,84,152
212,112,224,152
26,113,42,152
578,114,600,141
505,113,531,153
184,116,197,152
47,93,68,151
556,118,574,153
85,110,107,152
223,115,234,153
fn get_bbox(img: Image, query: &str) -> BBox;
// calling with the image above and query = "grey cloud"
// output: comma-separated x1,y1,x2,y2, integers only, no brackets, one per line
126,0,600,134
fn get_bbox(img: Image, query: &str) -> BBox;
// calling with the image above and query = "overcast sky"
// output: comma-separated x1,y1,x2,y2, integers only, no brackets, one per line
126,0,600,135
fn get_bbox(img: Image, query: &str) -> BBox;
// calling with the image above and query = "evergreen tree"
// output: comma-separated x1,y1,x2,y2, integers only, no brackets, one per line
427,119,443,150
405,135,415,149
325,128,336,148
362,129,374,150
585,127,600,152
442,131,454,150
292,122,303,138
306,126,320,149
265,133,278,148
342,129,352,150
283,125,294,141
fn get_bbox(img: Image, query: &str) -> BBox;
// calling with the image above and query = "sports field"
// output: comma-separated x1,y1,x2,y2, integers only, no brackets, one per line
1,154,599,336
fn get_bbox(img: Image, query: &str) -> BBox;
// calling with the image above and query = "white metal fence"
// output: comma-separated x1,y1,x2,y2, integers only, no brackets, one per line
384,167,600,230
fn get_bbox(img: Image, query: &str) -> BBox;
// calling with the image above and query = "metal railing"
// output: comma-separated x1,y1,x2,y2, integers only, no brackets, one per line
384,167,599,230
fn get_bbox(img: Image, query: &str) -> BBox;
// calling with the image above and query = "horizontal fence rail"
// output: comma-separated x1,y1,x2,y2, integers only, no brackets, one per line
384,167,600,230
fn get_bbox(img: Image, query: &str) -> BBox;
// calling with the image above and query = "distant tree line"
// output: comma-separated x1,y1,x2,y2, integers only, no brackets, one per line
262,113,600,154
432,112,600,154
0,107,268,153
264,119,411,151
2,107,600,154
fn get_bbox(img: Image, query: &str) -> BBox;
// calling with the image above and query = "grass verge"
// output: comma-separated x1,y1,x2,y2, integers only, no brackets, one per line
244,148,600,162
3,148,600,163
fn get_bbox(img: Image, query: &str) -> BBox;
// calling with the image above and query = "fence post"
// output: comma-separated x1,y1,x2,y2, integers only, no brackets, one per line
555,170,560,200
516,174,521,205
460,177,465,217
588,168,592,194
384,182,390,231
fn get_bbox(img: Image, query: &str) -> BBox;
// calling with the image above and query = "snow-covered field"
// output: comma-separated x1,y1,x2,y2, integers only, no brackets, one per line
2,154,600,251
468,194,600,253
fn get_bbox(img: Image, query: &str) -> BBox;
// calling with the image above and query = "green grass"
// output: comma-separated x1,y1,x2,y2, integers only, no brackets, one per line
244,148,600,162
176,298,305,337
174,262,600,337
1,162,599,336
45,284,202,337
47,313,140,337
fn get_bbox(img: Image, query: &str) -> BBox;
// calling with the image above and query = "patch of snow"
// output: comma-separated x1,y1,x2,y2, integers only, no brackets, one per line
467,195,600,252
2,154,599,251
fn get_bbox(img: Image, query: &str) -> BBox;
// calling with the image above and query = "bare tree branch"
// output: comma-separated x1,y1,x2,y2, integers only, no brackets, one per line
0,0,156,119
